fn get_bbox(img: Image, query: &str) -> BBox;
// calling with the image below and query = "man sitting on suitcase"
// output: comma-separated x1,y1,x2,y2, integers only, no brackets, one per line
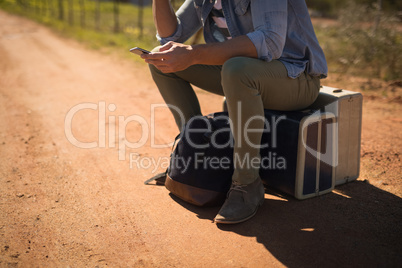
141,0,328,224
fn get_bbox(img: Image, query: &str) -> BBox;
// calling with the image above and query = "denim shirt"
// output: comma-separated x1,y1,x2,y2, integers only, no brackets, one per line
157,0,328,79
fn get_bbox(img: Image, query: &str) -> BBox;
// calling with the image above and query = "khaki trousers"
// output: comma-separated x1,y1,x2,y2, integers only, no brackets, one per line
149,57,320,184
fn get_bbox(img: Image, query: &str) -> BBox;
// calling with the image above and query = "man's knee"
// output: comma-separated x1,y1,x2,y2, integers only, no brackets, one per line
222,57,256,96
222,57,251,80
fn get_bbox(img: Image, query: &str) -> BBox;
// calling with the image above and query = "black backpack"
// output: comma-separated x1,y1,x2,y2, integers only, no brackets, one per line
145,109,336,204
145,112,234,206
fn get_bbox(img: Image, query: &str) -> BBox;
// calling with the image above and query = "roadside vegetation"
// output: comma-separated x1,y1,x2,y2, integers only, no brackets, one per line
317,1,402,81
0,0,159,58
0,0,401,82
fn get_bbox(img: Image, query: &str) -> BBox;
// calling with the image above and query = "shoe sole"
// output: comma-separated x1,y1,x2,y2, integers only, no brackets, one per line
214,198,264,225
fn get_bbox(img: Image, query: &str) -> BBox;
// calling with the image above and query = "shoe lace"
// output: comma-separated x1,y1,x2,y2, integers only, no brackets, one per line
229,182,247,194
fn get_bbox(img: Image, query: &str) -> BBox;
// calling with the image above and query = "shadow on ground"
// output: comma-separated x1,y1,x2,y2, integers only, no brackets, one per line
169,181,402,267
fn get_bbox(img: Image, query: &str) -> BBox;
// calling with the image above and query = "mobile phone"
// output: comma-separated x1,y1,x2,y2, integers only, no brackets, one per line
130,47,151,55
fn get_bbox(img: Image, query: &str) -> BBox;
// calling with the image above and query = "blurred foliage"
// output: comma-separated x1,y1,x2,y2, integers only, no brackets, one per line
0,0,159,58
306,0,402,18
318,1,402,80
306,0,348,18
0,0,401,81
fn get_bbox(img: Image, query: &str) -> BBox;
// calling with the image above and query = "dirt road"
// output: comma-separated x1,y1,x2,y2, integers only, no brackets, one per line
0,10,401,267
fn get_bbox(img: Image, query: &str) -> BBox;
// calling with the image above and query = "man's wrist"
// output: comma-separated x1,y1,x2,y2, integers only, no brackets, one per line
190,44,204,65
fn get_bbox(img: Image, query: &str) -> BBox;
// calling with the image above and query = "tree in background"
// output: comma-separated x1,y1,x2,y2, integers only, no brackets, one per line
68,0,74,26
79,0,85,28
306,0,401,18
47,0,55,18
336,1,401,80
113,0,120,33
95,0,100,31
57,0,64,21
137,0,144,38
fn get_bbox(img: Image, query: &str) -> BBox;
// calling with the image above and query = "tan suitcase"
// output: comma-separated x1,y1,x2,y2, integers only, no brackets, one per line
260,109,337,199
307,86,363,186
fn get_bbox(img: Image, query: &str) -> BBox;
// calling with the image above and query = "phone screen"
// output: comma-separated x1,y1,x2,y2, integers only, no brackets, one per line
130,47,150,55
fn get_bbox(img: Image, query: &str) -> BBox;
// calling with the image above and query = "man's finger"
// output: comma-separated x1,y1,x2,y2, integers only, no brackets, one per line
144,58,167,65
160,42,173,52
152,65,171,74
147,60,169,68
142,52,167,60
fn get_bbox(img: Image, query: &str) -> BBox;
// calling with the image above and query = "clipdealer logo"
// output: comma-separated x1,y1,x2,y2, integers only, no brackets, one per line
64,101,338,172
64,102,178,160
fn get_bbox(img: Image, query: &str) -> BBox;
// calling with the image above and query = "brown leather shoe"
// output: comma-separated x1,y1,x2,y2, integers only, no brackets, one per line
214,178,265,224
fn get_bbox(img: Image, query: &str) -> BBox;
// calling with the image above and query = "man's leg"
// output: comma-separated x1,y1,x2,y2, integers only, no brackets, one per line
149,63,224,130
215,57,320,224
222,57,320,184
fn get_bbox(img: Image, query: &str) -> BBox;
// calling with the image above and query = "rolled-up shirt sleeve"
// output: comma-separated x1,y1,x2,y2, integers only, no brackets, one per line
156,19,183,45
157,0,202,45
247,1,287,62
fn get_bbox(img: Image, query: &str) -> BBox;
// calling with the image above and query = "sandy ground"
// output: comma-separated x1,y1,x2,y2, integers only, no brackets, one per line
0,10,401,267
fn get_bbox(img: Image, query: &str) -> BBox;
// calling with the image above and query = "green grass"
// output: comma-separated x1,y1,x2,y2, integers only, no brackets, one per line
1,0,401,81
313,2,402,81
0,0,159,60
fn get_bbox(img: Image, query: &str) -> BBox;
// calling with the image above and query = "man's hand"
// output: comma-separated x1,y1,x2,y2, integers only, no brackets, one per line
142,36,258,73
142,42,195,73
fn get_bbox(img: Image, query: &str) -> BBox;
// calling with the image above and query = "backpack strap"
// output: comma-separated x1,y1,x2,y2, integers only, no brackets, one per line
143,133,181,186
144,170,167,185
